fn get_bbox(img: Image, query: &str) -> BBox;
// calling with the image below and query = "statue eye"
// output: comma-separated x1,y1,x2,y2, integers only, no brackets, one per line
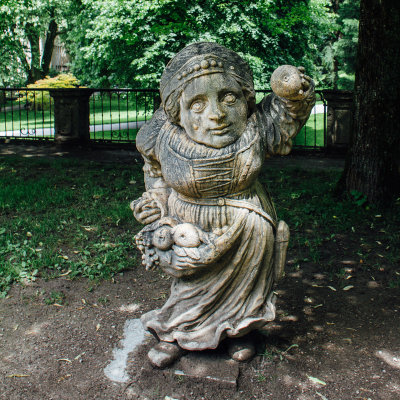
190,100,205,113
223,93,236,104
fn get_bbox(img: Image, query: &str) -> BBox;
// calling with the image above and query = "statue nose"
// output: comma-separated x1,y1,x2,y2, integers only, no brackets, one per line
208,103,226,121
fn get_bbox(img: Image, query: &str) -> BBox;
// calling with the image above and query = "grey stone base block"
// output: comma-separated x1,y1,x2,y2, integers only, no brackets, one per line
173,352,239,388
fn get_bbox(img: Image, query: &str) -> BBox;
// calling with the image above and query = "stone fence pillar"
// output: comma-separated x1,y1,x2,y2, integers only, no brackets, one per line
322,89,354,151
49,88,94,145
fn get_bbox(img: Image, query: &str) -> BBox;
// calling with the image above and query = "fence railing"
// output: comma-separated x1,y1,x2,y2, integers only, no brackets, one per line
89,89,160,143
0,88,55,140
0,87,327,149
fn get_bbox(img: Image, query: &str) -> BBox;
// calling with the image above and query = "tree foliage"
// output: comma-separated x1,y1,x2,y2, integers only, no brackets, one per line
67,0,334,88
21,73,81,110
0,0,75,86
321,0,360,89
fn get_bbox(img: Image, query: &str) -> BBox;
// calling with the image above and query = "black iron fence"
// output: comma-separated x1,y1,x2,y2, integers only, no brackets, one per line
0,87,327,149
0,88,55,140
89,89,160,143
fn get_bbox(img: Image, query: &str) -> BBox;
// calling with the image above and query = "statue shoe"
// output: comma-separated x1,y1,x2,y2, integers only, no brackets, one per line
228,338,256,362
148,341,184,368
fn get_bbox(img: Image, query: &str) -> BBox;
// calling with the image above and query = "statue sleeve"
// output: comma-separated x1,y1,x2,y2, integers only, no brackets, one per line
136,106,168,190
256,81,315,156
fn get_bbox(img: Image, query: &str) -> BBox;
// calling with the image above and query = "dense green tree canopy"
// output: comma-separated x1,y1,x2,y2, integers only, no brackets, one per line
67,0,334,88
0,0,76,86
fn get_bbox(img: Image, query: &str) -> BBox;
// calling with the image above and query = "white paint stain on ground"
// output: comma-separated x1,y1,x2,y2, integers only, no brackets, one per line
104,318,150,383
118,303,140,313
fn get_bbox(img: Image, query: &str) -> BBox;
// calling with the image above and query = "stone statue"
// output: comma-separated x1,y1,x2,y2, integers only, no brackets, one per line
131,42,315,368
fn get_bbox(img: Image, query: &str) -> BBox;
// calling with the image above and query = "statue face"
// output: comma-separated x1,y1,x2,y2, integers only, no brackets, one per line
179,73,248,148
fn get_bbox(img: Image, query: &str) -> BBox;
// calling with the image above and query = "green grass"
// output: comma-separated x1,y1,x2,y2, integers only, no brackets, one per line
1,155,399,297
260,167,400,282
0,96,153,135
90,97,153,126
294,112,325,147
0,156,145,297
0,108,54,133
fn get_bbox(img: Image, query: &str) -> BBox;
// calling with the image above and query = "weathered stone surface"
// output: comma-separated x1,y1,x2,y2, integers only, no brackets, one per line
323,89,353,150
131,42,315,365
49,88,94,145
174,352,239,388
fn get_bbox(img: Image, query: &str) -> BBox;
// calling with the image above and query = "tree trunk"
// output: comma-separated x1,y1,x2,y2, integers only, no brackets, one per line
26,24,42,84
336,0,400,205
41,9,58,78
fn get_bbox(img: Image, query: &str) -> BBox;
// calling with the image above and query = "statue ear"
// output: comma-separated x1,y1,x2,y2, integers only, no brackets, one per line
242,87,256,117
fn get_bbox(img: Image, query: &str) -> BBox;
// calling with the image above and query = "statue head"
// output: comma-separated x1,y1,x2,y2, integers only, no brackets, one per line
160,43,256,148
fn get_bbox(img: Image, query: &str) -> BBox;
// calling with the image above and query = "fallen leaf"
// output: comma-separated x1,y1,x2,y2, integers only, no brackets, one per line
312,304,323,309
81,225,97,232
327,286,337,291
57,374,71,382
74,352,85,360
6,374,30,378
57,358,72,363
96,324,101,331
307,375,326,386
342,285,354,291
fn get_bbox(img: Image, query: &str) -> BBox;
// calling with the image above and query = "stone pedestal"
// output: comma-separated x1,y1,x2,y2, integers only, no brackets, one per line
49,88,94,145
323,90,353,151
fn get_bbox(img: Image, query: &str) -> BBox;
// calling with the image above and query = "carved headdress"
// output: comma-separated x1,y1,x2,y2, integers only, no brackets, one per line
160,42,256,123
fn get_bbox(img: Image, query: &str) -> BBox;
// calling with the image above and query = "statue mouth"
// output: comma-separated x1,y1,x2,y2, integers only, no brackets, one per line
208,124,231,135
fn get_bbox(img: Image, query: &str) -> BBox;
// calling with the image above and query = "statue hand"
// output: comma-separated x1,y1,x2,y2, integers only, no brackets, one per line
156,209,249,278
173,243,218,272
131,193,161,224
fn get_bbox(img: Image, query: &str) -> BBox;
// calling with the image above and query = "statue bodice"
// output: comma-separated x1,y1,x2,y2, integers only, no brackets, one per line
157,118,265,199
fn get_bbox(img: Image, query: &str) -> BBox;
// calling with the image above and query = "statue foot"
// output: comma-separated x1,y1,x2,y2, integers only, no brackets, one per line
148,341,184,368
228,338,256,362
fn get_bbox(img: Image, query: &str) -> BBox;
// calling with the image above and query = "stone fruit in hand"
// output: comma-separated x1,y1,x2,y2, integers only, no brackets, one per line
172,223,201,248
270,65,308,101
152,226,174,250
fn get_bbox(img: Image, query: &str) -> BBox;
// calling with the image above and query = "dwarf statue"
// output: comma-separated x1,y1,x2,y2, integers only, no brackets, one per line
131,42,315,368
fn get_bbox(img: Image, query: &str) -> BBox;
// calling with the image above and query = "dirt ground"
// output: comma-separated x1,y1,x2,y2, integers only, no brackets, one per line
1,247,399,400
1,144,399,400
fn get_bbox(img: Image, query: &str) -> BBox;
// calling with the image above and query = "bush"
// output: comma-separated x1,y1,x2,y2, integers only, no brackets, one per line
19,74,82,111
